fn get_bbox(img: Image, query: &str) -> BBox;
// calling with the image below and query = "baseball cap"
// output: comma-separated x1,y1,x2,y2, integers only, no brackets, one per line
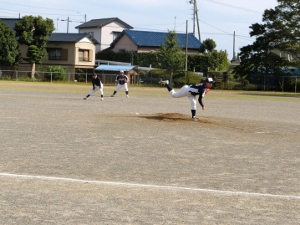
93,73,97,76
206,77,215,83
120,70,124,73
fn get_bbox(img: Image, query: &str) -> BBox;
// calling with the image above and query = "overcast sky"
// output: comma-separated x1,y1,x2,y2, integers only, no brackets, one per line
1,0,278,60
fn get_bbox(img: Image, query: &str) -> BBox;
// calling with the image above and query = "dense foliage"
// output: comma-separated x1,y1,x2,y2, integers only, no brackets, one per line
0,21,19,66
234,0,300,91
14,15,55,78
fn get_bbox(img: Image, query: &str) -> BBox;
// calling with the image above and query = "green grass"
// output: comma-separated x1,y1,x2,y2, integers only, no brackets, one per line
1,80,299,100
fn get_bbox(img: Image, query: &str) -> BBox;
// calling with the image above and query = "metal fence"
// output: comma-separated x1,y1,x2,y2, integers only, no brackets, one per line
1,69,299,92
0,70,142,85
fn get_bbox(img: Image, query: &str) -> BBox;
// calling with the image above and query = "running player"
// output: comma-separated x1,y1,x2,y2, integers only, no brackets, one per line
158,77,215,121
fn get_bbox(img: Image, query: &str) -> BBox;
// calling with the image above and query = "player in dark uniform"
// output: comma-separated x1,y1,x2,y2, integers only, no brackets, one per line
83,73,104,100
111,70,129,97
158,77,215,121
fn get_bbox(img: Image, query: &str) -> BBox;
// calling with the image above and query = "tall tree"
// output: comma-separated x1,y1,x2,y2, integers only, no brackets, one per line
158,30,185,84
199,38,216,53
263,0,300,62
234,0,299,90
14,15,55,79
0,21,19,66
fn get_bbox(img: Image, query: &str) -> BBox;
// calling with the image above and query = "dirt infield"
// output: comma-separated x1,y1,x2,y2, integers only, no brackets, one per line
0,82,300,224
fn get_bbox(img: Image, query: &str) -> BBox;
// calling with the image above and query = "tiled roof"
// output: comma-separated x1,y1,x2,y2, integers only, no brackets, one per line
0,18,21,30
75,17,133,29
49,33,99,45
113,30,202,49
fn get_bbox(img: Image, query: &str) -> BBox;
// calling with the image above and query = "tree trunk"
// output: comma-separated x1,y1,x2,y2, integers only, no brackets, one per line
170,72,173,85
31,62,35,79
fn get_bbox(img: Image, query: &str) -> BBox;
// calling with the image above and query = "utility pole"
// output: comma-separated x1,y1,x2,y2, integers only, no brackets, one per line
185,20,189,83
189,0,201,41
232,31,236,61
61,17,72,33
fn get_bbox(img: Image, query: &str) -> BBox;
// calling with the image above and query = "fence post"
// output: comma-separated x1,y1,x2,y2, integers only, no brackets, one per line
51,72,53,83
16,71,18,81
282,76,284,92
295,76,297,93
86,73,88,83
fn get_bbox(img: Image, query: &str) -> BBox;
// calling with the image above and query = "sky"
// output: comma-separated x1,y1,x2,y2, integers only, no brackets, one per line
0,0,278,60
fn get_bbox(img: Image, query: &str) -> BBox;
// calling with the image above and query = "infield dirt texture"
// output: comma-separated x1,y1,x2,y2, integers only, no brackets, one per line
0,81,299,225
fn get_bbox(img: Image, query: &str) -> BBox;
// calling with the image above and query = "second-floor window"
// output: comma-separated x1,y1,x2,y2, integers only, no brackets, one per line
48,49,61,60
78,49,90,61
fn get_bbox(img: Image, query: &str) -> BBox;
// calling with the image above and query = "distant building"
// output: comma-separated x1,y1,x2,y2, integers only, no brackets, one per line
1,18,99,80
108,30,202,54
76,17,133,52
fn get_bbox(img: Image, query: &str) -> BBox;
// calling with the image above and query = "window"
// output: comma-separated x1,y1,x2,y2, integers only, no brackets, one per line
78,49,88,61
48,48,61,60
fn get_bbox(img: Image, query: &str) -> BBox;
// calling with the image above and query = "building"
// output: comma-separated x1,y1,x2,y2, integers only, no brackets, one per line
109,30,202,54
1,18,99,80
76,17,133,52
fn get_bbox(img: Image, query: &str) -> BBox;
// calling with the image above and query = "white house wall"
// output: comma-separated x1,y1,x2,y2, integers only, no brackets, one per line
78,21,130,52
100,21,128,52
79,27,101,51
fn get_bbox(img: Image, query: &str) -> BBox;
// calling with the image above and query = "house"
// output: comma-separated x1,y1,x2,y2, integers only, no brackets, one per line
109,30,202,54
1,18,99,80
45,33,99,75
76,17,133,52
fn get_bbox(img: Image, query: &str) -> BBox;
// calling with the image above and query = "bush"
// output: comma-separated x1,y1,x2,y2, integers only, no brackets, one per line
44,66,67,81
173,71,203,87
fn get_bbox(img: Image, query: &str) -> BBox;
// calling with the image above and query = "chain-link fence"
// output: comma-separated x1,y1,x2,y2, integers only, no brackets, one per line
213,73,299,93
0,70,142,85
1,69,299,92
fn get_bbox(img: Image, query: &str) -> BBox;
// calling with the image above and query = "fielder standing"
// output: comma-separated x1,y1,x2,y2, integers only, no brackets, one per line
83,73,104,101
111,70,129,97
158,77,215,121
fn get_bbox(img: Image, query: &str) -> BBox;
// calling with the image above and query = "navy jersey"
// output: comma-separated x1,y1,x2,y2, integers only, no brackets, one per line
189,83,208,107
92,76,102,87
115,75,128,85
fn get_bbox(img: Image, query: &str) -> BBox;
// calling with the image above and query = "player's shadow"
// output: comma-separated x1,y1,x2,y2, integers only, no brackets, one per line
140,113,192,122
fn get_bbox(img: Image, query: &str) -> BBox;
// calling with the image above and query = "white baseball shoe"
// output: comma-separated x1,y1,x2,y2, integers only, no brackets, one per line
101,98,103,101
83,97,87,100
192,116,197,121
158,80,169,85
126,95,129,98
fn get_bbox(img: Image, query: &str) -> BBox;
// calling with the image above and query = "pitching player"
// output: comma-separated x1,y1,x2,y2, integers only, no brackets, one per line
158,77,215,121
83,73,104,100
111,70,129,97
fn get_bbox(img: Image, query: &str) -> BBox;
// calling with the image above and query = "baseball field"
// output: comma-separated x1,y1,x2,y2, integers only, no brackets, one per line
0,81,299,224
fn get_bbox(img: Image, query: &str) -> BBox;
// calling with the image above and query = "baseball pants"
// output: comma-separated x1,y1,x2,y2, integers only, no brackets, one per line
170,85,197,110
88,85,103,96
114,83,128,92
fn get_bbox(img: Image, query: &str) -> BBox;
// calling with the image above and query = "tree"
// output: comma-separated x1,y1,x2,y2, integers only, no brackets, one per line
158,30,185,84
263,0,300,62
234,0,298,90
199,38,216,53
14,15,55,79
0,21,19,66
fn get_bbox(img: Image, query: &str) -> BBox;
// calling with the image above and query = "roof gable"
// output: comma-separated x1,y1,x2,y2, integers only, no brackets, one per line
75,17,133,29
112,30,202,50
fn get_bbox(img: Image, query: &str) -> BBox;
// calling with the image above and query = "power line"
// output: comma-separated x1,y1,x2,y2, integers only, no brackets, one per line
0,7,84,17
204,0,263,14
0,1,79,13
